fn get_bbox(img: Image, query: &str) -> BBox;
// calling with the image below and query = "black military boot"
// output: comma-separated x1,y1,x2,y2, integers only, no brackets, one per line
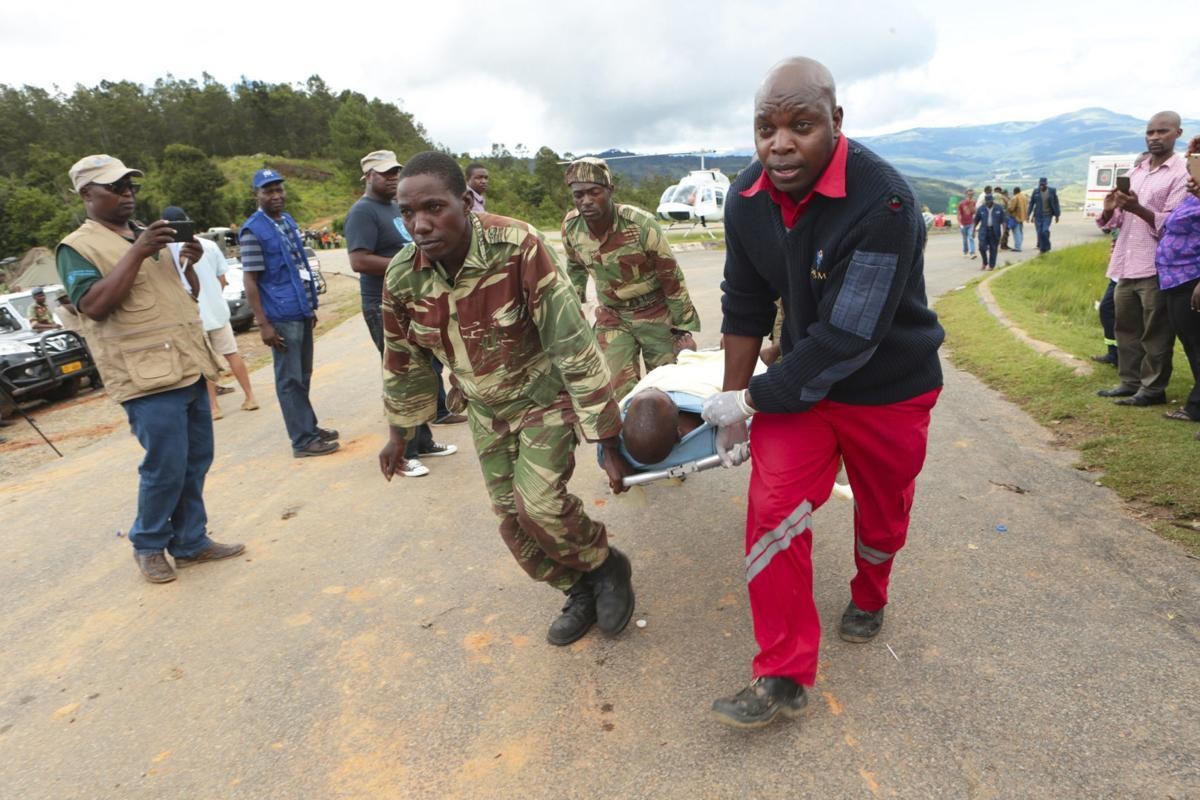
588,547,635,635
547,578,596,646
711,677,808,729
838,600,885,642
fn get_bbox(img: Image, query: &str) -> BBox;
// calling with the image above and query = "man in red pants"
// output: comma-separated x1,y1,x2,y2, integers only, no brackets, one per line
702,56,945,729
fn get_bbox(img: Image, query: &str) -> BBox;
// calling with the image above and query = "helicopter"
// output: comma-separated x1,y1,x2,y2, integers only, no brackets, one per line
559,149,731,235
655,167,730,229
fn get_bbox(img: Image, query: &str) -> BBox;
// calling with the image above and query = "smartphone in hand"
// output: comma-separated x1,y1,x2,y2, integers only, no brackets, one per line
1116,175,1131,194
169,220,196,243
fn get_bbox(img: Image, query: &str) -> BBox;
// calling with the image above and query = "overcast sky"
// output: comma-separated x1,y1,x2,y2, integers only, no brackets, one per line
2,0,1196,156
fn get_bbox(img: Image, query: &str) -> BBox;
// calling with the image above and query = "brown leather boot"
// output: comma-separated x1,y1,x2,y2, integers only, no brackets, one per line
135,551,177,583
174,541,245,569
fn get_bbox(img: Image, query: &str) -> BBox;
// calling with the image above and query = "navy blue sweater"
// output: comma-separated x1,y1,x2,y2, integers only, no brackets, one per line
721,139,944,413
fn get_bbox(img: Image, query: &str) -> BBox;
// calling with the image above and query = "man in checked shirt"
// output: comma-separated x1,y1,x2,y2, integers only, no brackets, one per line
1096,112,1189,407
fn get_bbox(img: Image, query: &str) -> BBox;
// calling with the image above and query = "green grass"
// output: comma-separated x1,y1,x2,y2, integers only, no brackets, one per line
216,155,359,227
936,247,1200,554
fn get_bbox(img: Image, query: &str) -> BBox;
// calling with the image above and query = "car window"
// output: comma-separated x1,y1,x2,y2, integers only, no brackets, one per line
0,307,20,332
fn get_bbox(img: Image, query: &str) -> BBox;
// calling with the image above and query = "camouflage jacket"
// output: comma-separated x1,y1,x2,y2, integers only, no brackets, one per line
561,203,700,331
382,213,622,442
28,303,56,326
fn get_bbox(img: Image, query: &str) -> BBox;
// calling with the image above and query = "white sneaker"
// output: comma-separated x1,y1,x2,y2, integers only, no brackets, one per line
419,443,457,458
400,458,430,477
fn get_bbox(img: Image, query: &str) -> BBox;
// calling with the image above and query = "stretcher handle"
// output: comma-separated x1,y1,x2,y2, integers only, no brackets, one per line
621,443,750,487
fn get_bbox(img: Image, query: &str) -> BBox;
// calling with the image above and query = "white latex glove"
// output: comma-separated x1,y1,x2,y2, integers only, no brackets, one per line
702,389,755,428
715,421,750,468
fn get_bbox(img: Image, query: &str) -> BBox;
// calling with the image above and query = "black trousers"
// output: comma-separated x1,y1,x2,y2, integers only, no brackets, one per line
1165,279,1200,418
1099,280,1117,352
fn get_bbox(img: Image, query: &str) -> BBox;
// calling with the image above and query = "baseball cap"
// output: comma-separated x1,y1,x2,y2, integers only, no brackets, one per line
564,157,613,187
32,286,45,296
360,150,403,175
161,205,189,221
252,168,285,189
68,154,144,193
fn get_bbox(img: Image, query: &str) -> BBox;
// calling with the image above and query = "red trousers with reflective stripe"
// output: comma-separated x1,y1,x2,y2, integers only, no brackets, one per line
745,388,940,685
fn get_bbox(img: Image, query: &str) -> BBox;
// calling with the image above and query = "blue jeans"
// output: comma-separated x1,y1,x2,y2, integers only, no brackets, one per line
123,379,215,556
960,224,975,254
272,318,320,450
1011,221,1024,251
1035,217,1053,252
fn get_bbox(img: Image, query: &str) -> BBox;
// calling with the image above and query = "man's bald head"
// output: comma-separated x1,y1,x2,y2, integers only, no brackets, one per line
752,56,843,200
1152,110,1182,128
1146,111,1182,158
755,57,838,117
623,389,680,465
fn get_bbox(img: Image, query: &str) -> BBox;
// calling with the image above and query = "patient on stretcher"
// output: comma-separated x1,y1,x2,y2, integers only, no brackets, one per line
611,349,765,472
610,349,852,499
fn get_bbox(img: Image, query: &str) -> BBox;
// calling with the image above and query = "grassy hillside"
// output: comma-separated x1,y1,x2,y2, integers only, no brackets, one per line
215,155,360,228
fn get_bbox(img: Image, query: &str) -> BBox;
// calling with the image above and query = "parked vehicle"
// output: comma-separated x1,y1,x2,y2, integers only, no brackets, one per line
221,259,255,332
0,292,100,402
216,246,326,335
1084,153,1139,217
304,247,328,295
201,227,239,257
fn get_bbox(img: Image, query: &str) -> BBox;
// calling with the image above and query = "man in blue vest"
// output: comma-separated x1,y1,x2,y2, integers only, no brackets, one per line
240,169,339,457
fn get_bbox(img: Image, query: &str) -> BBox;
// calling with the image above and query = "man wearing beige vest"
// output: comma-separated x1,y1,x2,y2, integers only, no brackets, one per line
55,155,245,584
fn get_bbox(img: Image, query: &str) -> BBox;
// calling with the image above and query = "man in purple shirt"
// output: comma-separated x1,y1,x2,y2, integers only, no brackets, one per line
1095,112,1189,406
1156,134,1200,423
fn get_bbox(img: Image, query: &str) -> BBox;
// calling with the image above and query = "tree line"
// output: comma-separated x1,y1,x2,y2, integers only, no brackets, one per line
0,74,433,259
0,75,687,273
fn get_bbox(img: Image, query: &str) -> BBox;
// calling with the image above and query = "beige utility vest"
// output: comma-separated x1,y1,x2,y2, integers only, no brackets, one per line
59,220,220,404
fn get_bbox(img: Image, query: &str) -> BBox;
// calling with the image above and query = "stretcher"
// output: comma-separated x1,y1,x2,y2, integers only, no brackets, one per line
621,442,749,487
598,389,734,488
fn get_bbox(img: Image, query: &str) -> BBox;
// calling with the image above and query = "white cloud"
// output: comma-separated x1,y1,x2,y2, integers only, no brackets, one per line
0,0,1195,154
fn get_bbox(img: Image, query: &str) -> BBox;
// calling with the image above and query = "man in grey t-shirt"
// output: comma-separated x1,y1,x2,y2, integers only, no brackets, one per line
344,150,461,477
345,153,411,351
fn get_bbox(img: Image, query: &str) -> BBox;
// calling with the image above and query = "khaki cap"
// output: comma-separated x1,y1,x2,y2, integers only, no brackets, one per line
68,154,143,192
360,150,403,175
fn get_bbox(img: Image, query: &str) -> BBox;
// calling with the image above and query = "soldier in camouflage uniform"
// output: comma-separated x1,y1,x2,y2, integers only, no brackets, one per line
560,157,700,400
378,151,637,646
27,288,60,331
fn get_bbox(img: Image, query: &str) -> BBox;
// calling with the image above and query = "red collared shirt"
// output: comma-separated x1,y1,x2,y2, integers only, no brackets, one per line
740,134,849,229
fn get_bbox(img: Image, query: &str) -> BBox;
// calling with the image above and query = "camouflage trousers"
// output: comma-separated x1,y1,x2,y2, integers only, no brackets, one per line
594,303,677,400
470,412,609,591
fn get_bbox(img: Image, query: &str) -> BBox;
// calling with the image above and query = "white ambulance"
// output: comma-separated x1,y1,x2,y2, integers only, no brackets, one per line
1084,153,1139,217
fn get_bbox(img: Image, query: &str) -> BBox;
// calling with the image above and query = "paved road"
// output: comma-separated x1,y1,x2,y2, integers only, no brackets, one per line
1,219,1196,799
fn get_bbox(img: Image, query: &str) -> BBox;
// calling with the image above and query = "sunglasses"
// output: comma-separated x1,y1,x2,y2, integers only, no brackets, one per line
98,179,142,196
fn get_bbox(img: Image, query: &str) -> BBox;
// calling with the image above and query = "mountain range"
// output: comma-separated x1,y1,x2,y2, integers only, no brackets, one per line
594,108,1198,205
855,108,1199,186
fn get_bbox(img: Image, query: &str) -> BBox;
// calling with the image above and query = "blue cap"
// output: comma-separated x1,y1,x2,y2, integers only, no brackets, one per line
161,205,188,221
252,168,284,189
